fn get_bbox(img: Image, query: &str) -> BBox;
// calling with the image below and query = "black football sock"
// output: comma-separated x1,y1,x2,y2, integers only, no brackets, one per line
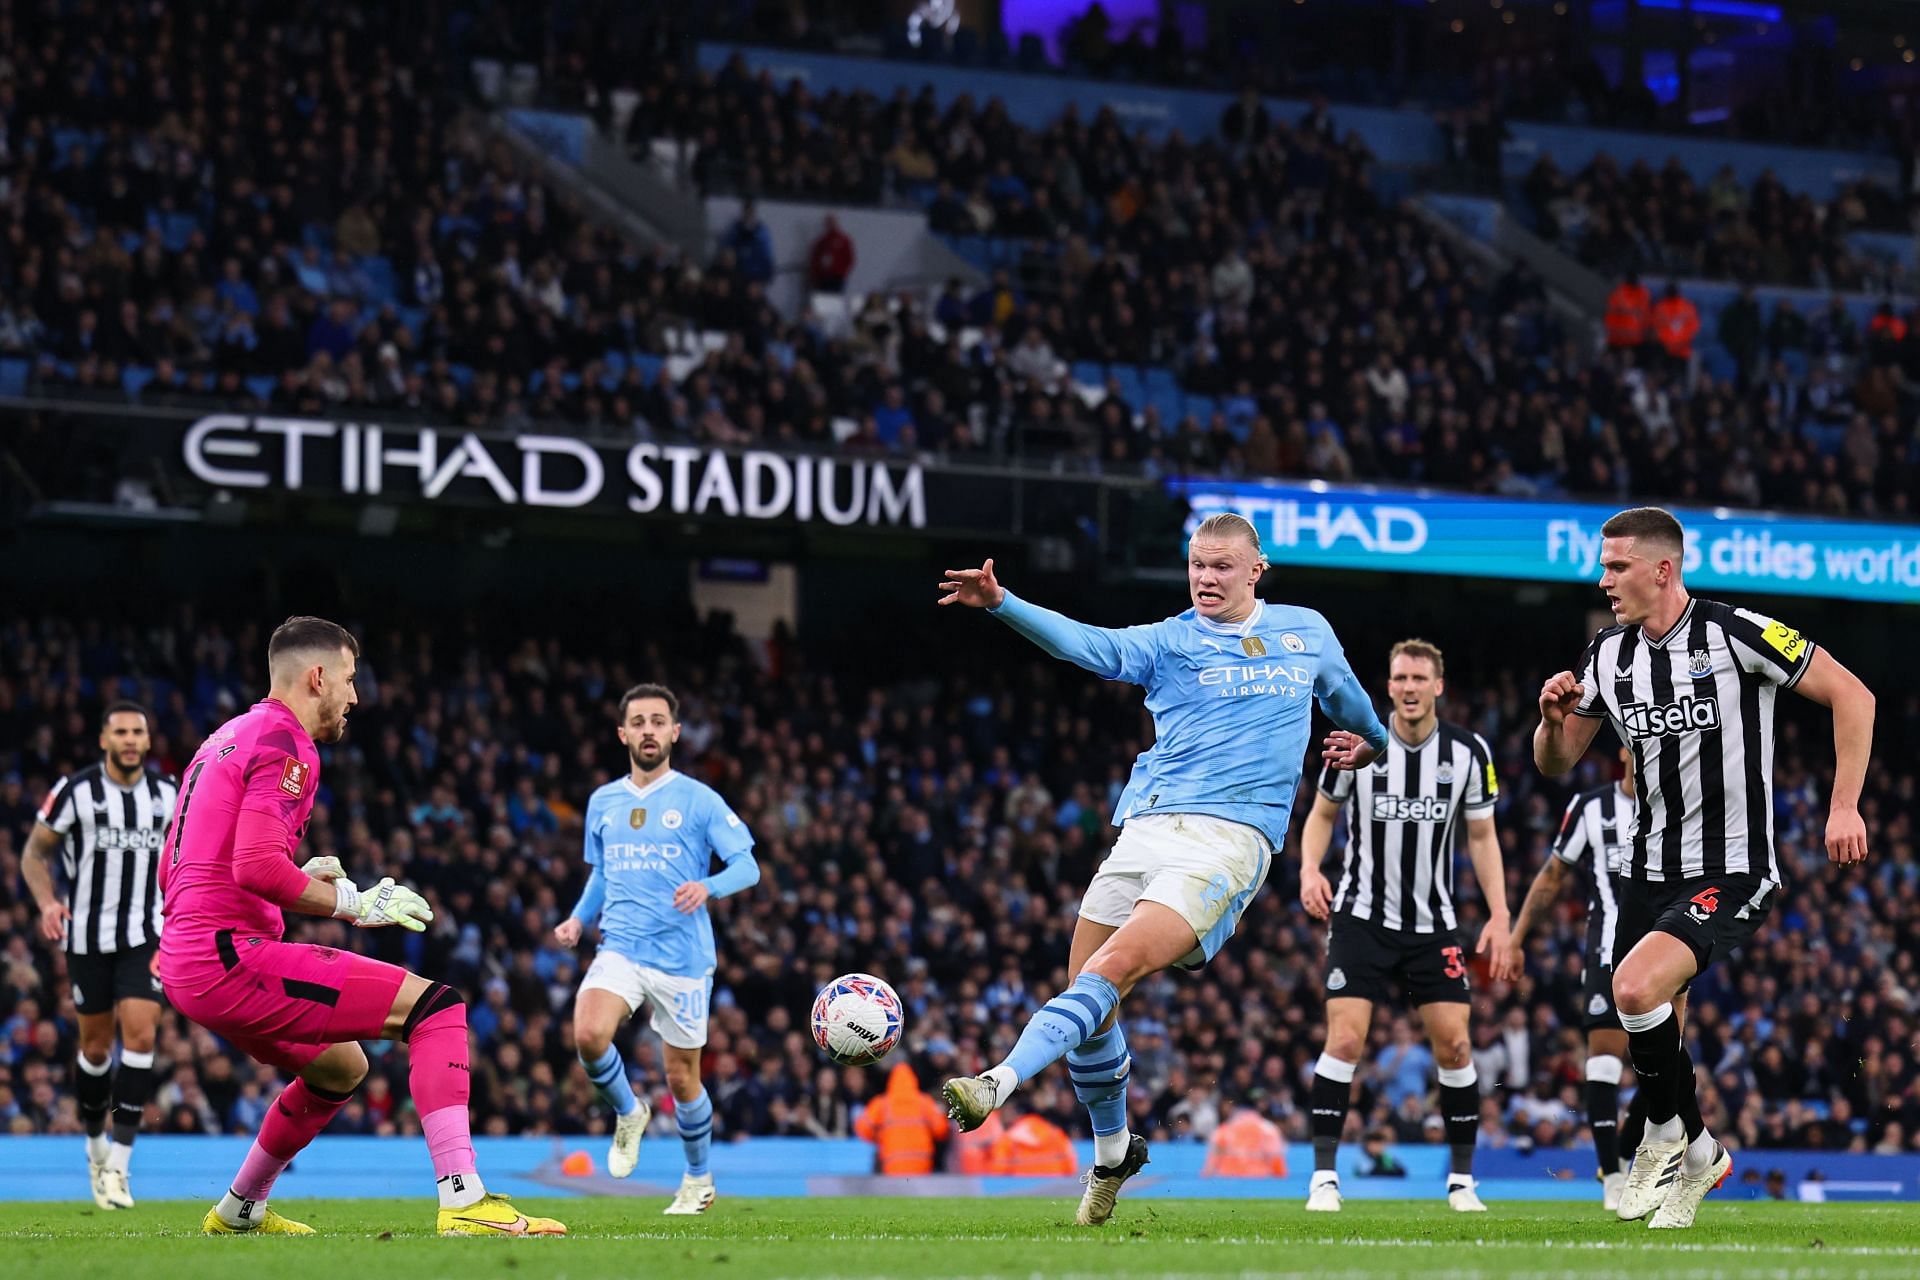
1587,1078,1622,1174
1623,1003,1682,1127
1310,1055,1355,1178
110,1050,158,1150
76,1052,113,1141
1619,1082,1648,1168
1674,1047,1705,1143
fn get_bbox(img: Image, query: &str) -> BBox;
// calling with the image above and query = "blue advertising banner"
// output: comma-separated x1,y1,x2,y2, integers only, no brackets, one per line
0,1136,1910,1201
1168,479,1920,605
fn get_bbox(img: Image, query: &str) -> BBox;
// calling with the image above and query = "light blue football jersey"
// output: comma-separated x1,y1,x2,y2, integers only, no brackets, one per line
990,592,1387,854
582,770,755,976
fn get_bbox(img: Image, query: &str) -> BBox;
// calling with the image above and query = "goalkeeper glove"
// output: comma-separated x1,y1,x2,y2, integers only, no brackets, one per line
301,856,349,883
332,877,434,932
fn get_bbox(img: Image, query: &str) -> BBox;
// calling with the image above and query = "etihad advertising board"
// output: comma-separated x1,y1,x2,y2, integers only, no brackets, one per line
1169,479,1920,606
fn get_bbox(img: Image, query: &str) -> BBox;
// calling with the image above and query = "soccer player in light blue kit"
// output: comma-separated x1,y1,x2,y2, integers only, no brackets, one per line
553,682,759,1214
937,512,1390,1225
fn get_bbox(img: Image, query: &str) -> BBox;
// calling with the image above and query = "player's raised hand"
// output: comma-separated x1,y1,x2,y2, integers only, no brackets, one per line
300,855,349,883
1299,867,1333,921
36,900,70,945
938,558,1006,609
1825,806,1869,865
1321,730,1379,771
673,881,711,913
553,918,583,948
1538,671,1585,725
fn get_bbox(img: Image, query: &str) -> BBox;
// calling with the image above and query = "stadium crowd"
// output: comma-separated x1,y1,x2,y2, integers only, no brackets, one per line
4,7,1920,519
1520,154,1909,293
0,604,1915,1166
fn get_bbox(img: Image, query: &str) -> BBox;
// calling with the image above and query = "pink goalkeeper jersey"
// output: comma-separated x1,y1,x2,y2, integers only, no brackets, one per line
158,698,320,956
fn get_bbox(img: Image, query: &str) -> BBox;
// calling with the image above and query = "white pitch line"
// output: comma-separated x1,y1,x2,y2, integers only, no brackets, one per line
368,1228,1920,1258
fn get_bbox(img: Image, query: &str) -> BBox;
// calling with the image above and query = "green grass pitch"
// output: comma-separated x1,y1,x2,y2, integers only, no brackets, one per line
6,1197,1918,1279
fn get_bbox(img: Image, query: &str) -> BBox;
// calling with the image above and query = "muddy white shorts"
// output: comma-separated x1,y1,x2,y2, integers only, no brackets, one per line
1079,812,1273,968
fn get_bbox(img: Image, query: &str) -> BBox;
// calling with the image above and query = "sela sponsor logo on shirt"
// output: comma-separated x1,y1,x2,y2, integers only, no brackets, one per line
94,826,166,852
1370,794,1454,822
1198,659,1311,699
1619,695,1721,739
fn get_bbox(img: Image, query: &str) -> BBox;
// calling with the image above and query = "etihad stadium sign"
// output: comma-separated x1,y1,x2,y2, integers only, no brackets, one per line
181,415,926,528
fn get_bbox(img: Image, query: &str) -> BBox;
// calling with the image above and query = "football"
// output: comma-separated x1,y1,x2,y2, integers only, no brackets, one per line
810,972,904,1066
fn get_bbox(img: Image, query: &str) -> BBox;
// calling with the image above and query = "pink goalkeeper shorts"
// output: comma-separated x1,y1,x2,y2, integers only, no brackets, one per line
162,931,409,1072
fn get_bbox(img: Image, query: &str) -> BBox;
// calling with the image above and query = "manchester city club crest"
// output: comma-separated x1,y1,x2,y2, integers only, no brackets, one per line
1327,968,1347,991
1688,648,1713,678
663,809,684,830
1281,632,1307,653
1436,762,1455,785
630,808,647,828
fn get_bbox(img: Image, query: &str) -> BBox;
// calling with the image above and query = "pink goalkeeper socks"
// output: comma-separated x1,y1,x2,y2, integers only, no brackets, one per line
409,1003,476,1180
232,1078,353,1200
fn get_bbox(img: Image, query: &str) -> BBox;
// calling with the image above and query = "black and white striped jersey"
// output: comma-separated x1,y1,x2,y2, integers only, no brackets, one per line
1573,597,1812,884
1551,784,1631,968
36,764,177,954
1317,721,1499,933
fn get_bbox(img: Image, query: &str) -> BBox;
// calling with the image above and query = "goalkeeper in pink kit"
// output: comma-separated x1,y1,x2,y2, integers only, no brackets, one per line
157,616,565,1237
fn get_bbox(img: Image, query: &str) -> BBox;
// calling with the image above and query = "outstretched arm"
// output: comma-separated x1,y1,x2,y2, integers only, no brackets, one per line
1313,633,1388,767
940,558,1160,683
1792,647,1875,864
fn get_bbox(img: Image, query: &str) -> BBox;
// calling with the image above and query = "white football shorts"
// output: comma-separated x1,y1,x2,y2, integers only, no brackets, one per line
579,950,712,1049
1079,812,1273,967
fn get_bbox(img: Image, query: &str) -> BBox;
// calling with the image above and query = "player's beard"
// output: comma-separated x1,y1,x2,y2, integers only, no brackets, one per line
317,697,351,743
629,741,668,771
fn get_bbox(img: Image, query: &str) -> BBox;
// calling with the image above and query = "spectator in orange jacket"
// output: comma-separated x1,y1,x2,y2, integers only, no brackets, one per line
987,1105,1079,1176
953,1109,1006,1174
1604,272,1652,350
1651,280,1700,386
854,1061,950,1176
1201,1098,1289,1177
